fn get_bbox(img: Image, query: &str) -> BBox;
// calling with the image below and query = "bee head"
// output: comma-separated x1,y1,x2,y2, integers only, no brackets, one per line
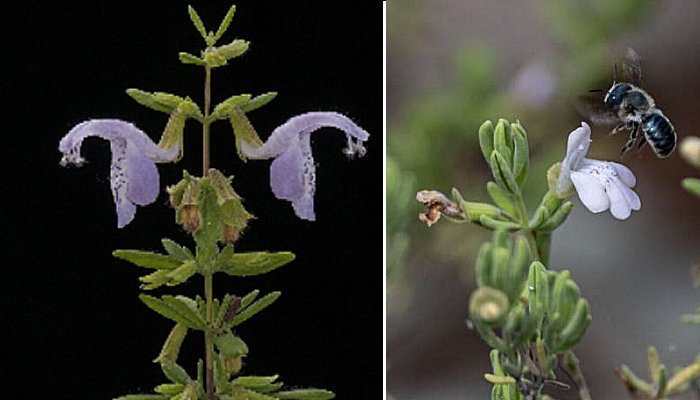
604,83,632,109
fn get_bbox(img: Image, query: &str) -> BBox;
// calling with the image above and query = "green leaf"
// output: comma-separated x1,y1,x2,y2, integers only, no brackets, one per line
478,120,494,165
126,89,172,113
274,389,335,399
240,92,278,113
214,5,236,41
242,389,278,400
155,323,188,363
556,298,590,352
193,180,223,264
140,295,206,329
160,360,191,385
113,395,169,400
227,291,281,328
527,262,548,325
479,215,521,232
161,239,194,262
219,251,295,277
188,5,207,39
538,201,573,232
475,242,493,288
682,177,700,198
486,181,517,217
154,383,184,395
490,150,519,195
211,94,252,120
217,39,249,60
233,375,279,388
179,52,206,66
240,289,260,309
113,250,181,270
511,121,529,187
493,119,513,167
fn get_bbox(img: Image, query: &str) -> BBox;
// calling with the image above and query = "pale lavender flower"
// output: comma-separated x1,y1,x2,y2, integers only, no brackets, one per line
240,112,369,221
556,122,641,220
59,119,179,228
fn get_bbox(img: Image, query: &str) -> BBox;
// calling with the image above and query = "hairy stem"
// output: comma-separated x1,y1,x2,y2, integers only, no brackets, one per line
563,351,593,400
202,64,214,399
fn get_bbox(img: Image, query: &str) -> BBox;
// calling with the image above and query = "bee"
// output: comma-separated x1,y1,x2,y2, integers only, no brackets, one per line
578,48,677,158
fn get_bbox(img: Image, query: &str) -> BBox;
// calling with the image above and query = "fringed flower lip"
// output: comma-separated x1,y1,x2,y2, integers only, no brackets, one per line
59,119,179,228
239,112,370,221
556,122,641,220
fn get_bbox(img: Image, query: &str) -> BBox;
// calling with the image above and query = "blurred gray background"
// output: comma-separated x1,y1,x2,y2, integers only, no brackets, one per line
387,1,700,399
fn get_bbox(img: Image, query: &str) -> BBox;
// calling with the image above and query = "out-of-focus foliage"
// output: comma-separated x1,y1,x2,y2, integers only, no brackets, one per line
387,158,416,282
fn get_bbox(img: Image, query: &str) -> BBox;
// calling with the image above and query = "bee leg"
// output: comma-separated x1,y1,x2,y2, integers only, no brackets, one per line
620,123,640,157
609,123,628,137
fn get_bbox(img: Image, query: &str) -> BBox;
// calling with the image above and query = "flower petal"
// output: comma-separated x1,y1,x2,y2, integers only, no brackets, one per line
240,112,369,220
609,161,637,187
605,179,632,219
59,119,179,228
564,122,592,170
570,170,609,213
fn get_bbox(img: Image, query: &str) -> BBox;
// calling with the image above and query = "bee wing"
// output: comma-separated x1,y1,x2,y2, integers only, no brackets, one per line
574,94,619,126
620,47,642,85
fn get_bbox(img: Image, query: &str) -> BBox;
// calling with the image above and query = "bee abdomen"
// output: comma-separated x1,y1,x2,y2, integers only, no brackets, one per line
642,111,676,157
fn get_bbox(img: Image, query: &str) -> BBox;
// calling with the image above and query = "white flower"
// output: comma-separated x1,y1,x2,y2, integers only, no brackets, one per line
556,122,641,220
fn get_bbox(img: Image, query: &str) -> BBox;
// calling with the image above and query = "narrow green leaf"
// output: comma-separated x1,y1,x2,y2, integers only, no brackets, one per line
486,181,517,217
493,119,513,167
682,177,700,198
126,89,172,113
479,215,521,232
528,206,549,230
240,289,260,309
240,92,278,113
219,252,295,277
166,260,196,286
216,39,249,60
179,52,206,66
155,323,188,363
484,373,516,384
214,5,236,41
478,120,494,164
211,94,252,120
113,395,169,400
233,375,279,388
139,295,206,329
160,360,191,385
490,150,519,195
187,5,207,39
161,239,193,262
228,291,281,328
154,383,184,395
152,92,186,110
256,382,285,393
512,121,529,187
113,250,181,270
556,299,590,352
538,201,573,232
474,242,493,288
274,389,335,399
242,389,278,400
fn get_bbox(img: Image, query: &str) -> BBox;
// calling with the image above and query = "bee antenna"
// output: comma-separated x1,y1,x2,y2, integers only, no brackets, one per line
613,63,618,82
588,89,604,93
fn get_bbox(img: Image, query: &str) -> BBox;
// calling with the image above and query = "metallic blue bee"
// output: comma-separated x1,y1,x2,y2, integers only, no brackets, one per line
581,48,677,158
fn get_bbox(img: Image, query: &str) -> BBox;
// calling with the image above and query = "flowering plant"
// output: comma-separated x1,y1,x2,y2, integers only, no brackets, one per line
417,119,699,399
58,5,370,400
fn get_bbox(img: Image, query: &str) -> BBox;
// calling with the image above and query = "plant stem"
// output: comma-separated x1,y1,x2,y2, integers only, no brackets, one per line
513,191,541,263
563,351,593,400
202,64,214,399
203,66,212,176
204,272,214,399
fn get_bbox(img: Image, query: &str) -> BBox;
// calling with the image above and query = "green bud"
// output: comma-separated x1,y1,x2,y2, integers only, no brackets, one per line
478,120,494,164
167,177,189,208
229,106,264,161
539,201,573,232
154,324,188,363
490,247,510,293
512,121,529,186
469,287,509,326
647,346,661,383
508,236,530,301
486,181,517,217
493,119,513,167
547,162,574,199
490,150,519,195
540,190,563,214
475,242,494,288
203,50,228,67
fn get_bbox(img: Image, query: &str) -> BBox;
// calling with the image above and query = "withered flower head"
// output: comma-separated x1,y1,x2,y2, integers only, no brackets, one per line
415,190,462,227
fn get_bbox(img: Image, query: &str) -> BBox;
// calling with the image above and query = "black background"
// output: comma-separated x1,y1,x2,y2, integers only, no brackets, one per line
3,1,381,398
